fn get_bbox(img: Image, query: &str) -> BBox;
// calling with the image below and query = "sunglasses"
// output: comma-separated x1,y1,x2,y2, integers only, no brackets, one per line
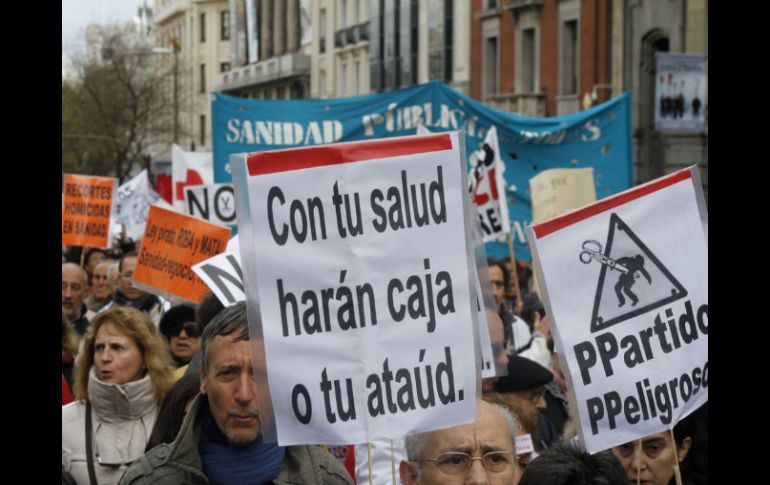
168,323,201,338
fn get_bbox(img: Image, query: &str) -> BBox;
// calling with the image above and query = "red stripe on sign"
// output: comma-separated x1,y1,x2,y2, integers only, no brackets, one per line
247,133,453,176
533,168,693,238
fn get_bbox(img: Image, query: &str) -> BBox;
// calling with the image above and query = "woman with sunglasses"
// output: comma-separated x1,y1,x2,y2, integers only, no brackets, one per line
62,306,174,485
158,304,202,369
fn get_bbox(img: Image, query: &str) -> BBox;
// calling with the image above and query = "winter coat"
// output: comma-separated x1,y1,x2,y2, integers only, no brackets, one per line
118,394,354,485
62,369,158,485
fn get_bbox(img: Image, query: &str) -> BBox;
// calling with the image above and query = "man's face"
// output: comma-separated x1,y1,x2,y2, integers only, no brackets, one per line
401,402,516,485
92,262,113,300
200,336,261,446
488,266,505,305
62,264,86,320
482,310,508,393
510,387,546,436
119,256,146,300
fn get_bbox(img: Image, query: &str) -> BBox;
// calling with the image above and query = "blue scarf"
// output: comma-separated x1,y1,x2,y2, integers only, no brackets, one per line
199,401,286,485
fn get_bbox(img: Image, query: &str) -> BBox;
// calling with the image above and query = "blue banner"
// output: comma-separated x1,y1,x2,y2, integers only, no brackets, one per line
212,80,632,262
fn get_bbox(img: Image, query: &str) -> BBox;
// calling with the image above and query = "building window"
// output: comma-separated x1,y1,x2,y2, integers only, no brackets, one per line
220,62,231,73
200,64,206,93
200,13,206,42
561,19,578,94
199,114,206,147
221,11,230,40
483,36,498,99
428,0,453,82
522,28,536,92
320,69,327,97
319,8,327,54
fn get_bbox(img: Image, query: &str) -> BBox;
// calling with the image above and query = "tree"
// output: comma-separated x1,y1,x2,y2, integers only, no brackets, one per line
62,25,178,183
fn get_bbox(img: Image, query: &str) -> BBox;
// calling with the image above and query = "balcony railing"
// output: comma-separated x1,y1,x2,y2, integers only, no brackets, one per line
333,22,371,49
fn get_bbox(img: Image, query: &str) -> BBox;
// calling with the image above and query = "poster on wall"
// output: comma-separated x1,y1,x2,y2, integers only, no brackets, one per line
655,53,707,132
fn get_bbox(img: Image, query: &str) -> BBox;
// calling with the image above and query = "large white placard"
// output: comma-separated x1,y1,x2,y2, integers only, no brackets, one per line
232,132,480,446
527,167,708,453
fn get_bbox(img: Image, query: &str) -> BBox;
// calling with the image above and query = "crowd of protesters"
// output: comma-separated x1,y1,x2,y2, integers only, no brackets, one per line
62,229,707,485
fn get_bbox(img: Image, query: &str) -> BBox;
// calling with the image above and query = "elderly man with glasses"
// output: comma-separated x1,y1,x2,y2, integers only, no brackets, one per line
399,400,524,485
486,355,560,453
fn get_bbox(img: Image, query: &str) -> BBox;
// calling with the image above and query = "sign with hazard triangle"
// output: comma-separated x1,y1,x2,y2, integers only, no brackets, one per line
585,213,688,333
527,166,708,454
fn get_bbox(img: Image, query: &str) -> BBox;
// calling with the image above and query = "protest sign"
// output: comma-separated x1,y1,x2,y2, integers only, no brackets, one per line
232,131,481,446
418,124,498,379
527,167,707,453
115,170,174,241
184,183,237,226
172,144,213,211
132,205,231,303
192,236,245,306
530,168,597,224
213,81,634,262
62,174,117,249
468,126,510,243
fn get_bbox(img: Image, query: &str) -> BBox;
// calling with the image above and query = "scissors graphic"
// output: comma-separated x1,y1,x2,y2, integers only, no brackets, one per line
579,240,633,275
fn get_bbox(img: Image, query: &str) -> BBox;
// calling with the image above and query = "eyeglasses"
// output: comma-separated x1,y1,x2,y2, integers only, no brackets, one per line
168,323,201,338
419,451,515,475
529,387,546,404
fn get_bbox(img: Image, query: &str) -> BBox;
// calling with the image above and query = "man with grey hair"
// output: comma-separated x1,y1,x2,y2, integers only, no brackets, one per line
61,262,95,336
84,260,117,313
400,400,521,485
119,301,353,485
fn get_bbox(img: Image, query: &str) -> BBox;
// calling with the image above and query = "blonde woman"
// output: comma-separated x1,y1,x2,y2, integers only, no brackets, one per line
62,306,174,485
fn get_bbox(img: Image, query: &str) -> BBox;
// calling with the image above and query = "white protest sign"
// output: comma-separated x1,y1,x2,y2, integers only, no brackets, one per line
527,167,708,453
192,236,245,306
232,132,480,446
417,124,496,379
172,144,214,211
468,126,510,242
184,183,237,226
115,170,174,241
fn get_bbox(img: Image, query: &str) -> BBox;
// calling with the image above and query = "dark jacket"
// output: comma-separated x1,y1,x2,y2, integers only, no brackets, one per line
118,395,354,485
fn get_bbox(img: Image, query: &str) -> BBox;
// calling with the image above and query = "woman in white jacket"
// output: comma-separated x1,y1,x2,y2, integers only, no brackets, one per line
62,306,174,485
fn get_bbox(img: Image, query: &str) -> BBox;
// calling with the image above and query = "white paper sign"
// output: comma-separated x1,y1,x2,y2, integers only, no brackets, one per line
191,247,245,306
468,126,510,243
184,183,237,226
115,170,174,241
527,167,708,453
172,144,214,211
417,125,496,379
232,132,480,446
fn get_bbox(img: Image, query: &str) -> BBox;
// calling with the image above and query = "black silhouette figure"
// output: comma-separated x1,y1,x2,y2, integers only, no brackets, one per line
614,255,652,307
